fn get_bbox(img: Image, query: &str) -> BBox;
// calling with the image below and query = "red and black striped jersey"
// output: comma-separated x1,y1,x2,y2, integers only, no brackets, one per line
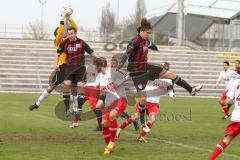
57,37,93,66
126,35,158,72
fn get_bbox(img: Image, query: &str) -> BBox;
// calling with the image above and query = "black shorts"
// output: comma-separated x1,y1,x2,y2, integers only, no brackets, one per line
129,64,166,91
64,65,86,84
49,64,66,85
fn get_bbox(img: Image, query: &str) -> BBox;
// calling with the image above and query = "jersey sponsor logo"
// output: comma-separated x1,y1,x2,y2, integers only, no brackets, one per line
67,47,77,52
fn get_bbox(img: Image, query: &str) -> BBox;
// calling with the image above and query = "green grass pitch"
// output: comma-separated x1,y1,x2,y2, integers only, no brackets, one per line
0,93,239,160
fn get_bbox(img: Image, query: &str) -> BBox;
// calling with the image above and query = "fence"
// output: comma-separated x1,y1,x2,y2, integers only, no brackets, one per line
0,24,104,42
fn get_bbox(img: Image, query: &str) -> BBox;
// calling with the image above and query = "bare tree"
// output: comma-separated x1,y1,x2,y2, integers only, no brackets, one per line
26,20,49,40
99,2,116,41
134,0,146,26
119,0,146,40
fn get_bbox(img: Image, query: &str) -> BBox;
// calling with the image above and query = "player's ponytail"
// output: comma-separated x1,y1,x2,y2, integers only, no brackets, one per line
137,18,152,33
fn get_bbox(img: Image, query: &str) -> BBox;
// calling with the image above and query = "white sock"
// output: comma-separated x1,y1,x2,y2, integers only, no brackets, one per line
36,89,49,106
73,95,79,113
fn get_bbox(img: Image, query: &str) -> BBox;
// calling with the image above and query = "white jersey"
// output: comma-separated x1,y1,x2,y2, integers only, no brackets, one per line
218,69,239,89
95,68,127,106
145,79,174,104
226,79,240,122
85,64,99,87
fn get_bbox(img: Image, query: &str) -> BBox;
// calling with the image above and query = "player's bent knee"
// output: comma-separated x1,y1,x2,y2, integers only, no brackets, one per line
47,87,54,93
149,113,157,124
138,97,146,105
109,109,118,121
162,70,176,80
77,82,85,88
96,100,104,109
223,135,234,145
218,97,223,102
64,82,71,88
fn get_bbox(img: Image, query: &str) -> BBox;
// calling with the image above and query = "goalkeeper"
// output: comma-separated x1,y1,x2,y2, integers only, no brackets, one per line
29,6,78,112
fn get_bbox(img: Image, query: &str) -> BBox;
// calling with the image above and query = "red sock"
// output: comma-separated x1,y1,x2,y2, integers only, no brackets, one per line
109,120,118,142
219,101,226,108
209,141,227,160
139,122,152,138
223,108,229,115
102,127,110,144
120,117,133,130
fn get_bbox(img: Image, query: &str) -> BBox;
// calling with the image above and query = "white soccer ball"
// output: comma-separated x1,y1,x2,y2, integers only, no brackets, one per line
61,5,73,17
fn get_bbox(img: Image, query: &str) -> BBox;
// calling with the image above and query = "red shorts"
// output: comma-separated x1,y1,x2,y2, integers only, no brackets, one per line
136,102,159,115
219,89,228,100
84,86,99,109
102,98,127,121
224,121,240,138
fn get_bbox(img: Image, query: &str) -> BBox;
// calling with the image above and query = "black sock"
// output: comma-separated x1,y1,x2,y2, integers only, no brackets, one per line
227,104,231,110
138,103,146,125
174,76,192,93
78,94,85,111
63,92,70,111
94,109,102,128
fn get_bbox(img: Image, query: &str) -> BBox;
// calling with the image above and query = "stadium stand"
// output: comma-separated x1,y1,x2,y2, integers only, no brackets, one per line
0,38,237,97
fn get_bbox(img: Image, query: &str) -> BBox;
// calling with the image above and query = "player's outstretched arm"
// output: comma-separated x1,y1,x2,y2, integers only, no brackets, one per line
69,18,78,31
215,72,223,88
54,20,65,48
90,52,100,60
214,81,220,89
83,40,100,60
148,40,158,51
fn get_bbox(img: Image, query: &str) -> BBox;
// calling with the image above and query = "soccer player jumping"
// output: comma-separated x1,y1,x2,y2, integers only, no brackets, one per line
57,27,98,127
29,6,77,111
116,62,176,142
118,18,202,126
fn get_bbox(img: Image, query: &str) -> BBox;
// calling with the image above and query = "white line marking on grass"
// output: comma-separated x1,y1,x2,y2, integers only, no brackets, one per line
31,114,124,159
123,131,240,159
29,114,240,159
